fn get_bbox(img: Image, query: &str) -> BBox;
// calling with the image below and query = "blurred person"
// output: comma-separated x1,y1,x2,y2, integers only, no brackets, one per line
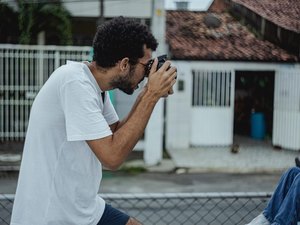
11,17,177,225
245,167,300,225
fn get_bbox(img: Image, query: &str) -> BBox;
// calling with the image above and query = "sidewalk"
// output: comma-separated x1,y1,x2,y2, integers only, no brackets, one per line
124,136,299,174
167,136,300,173
0,141,22,171
0,136,299,173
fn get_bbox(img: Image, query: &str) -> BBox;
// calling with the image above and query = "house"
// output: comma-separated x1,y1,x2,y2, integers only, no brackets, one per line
62,0,152,45
165,0,300,152
228,0,300,57
1,0,300,166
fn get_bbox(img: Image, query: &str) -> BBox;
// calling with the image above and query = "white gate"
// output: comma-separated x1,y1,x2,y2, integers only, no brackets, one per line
0,44,91,141
273,68,300,150
190,70,235,146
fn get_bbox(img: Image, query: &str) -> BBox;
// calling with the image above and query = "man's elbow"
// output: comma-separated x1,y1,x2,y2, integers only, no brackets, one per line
102,158,123,171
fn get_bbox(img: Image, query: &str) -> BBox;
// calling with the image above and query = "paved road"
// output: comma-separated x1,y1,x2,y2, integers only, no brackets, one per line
0,170,282,194
103,171,281,193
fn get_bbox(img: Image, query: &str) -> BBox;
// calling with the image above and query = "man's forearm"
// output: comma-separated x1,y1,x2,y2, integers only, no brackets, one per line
111,88,158,154
87,88,159,170
113,87,148,132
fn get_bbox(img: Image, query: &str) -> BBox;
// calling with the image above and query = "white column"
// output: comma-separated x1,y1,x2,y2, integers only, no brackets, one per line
144,0,166,165
37,31,45,45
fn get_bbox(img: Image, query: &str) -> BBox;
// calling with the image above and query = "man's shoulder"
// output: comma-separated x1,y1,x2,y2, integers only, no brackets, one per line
63,61,86,73
57,61,89,84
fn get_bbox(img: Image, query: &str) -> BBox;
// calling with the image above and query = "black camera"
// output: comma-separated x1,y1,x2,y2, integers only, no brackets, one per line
144,54,168,77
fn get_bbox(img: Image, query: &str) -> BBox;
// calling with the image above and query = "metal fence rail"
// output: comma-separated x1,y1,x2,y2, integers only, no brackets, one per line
0,192,271,225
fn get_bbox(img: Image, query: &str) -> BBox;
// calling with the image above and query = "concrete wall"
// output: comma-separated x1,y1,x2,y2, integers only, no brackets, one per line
166,60,300,150
63,0,152,18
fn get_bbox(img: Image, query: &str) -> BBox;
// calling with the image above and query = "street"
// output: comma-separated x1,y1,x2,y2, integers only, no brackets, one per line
0,170,282,194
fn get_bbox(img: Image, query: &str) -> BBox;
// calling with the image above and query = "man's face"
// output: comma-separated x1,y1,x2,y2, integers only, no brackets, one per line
110,64,139,95
110,47,152,95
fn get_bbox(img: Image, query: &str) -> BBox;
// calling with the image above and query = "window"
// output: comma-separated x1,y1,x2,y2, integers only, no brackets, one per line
192,70,232,107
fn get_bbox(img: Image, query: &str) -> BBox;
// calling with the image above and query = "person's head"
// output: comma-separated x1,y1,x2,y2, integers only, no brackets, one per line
92,17,158,94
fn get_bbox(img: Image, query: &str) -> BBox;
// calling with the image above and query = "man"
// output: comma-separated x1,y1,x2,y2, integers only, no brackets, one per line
11,17,177,225
245,167,300,225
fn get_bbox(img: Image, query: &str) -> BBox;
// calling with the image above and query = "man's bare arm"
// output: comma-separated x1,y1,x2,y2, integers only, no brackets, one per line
87,60,176,170
109,87,147,133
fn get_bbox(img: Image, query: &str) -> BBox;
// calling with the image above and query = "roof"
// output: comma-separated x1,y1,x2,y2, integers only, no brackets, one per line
231,0,300,33
208,0,228,13
166,11,299,62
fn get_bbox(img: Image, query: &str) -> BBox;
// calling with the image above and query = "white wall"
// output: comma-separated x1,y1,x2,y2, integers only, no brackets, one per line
273,67,300,150
190,107,233,146
166,61,192,149
165,0,213,11
63,0,152,18
63,0,213,18
166,61,299,150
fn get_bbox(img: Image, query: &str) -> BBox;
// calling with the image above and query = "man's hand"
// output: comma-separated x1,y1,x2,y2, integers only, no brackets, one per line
146,58,177,99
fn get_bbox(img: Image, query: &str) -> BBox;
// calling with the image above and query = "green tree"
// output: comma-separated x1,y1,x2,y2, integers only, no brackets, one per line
18,1,36,44
18,0,72,45
38,3,72,45
0,3,19,43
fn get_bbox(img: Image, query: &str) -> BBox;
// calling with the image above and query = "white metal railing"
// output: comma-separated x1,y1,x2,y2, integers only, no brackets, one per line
0,44,161,161
0,44,92,141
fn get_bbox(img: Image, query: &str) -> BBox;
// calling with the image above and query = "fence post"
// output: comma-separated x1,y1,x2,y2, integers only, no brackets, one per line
144,99,164,165
54,50,60,70
144,0,166,165
38,46,44,88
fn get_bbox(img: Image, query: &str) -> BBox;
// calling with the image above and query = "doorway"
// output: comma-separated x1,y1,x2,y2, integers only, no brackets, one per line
234,71,275,139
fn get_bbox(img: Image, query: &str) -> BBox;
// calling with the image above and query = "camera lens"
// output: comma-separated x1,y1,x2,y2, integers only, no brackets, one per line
144,54,168,77
144,59,153,77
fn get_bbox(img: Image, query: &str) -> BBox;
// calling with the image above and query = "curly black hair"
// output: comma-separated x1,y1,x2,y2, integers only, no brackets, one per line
92,16,158,68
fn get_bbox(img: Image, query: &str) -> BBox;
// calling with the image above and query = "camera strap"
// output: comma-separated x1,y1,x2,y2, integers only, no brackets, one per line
101,92,105,103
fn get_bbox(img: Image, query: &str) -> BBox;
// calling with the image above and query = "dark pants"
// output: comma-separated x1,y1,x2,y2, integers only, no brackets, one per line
97,204,130,225
263,167,300,225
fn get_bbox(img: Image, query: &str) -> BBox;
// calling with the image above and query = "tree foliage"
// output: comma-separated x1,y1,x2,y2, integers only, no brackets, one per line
38,3,72,45
0,1,72,45
0,3,19,43
18,1,36,44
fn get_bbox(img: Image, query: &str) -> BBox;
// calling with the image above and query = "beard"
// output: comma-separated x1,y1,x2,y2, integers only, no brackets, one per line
109,65,137,95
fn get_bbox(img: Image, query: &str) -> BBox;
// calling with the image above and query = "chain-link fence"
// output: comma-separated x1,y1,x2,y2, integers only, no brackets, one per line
0,192,271,225
0,194,13,225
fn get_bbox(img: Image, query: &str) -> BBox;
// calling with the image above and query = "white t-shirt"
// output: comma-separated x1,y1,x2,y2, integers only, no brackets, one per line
11,61,119,225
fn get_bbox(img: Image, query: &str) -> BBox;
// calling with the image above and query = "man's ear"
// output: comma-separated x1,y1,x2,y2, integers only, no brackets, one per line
119,57,130,72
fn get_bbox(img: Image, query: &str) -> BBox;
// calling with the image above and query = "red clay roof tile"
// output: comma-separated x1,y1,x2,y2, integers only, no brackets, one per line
166,11,298,62
232,0,300,33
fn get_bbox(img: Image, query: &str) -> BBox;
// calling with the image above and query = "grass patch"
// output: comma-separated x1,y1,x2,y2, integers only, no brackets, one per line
120,166,147,174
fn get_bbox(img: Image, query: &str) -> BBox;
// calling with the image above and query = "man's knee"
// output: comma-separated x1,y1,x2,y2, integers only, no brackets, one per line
286,167,300,177
126,217,142,225
294,173,300,185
